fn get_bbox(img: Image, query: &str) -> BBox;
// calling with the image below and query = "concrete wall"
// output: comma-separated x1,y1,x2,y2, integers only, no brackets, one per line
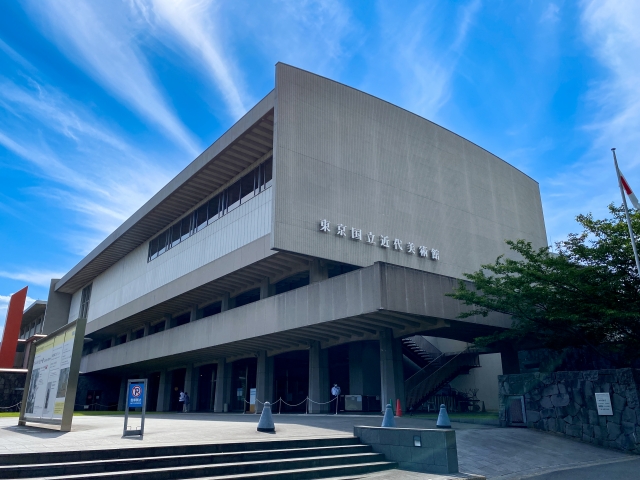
68,188,273,325
354,426,458,474
272,63,547,281
450,353,503,411
499,369,640,454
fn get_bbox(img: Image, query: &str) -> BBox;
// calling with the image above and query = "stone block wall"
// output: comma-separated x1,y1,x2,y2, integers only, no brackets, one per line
499,369,640,454
354,426,458,474
0,369,27,411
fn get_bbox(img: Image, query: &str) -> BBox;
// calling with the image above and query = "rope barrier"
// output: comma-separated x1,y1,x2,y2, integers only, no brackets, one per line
236,395,340,415
0,402,21,410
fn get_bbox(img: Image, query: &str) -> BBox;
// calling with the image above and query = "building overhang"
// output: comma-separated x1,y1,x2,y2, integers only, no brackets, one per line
80,262,510,375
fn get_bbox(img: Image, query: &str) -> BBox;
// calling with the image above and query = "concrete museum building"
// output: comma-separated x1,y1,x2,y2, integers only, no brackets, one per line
41,64,547,414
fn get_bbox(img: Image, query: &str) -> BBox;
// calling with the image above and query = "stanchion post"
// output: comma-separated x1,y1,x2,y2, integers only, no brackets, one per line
279,398,282,414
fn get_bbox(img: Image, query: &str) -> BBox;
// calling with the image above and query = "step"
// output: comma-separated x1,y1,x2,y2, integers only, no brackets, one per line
189,461,397,480
30,453,389,480
0,445,372,478
0,437,360,466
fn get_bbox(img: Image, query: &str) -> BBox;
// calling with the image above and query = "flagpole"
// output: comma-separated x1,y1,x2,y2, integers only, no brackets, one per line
612,148,640,275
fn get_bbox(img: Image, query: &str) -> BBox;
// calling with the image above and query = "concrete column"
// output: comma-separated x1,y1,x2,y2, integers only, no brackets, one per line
191,366,200,411
157,370,171,412
183,364,193,411
255,351,274,413
165,314,175,329
308,341,329,413
117,377,127,411
221,293,230,312
210,367,217,410
213,359,231,412
125,330,133,342
143,323,150,336
42,278,72,335
500,348,521,375
189,306,198,323
110,336,117,348
259,278,274,299
310,259,328,283
379,329,405,412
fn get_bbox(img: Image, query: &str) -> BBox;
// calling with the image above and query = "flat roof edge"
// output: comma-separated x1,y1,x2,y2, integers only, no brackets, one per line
55,90,276,293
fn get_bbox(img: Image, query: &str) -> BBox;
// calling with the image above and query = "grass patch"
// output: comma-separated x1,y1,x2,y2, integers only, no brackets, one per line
411,411,499,421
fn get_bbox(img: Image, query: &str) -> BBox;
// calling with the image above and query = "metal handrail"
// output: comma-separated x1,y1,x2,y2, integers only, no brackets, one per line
406,349,480,407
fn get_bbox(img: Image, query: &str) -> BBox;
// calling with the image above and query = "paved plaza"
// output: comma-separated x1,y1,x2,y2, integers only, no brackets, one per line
0,413,637,479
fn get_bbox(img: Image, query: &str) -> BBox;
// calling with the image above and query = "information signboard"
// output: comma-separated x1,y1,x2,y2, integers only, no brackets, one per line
595,392,613,416
18,317,87,432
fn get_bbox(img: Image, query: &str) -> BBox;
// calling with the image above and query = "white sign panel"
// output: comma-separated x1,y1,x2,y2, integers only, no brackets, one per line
24,327,76,421
595,392,613,416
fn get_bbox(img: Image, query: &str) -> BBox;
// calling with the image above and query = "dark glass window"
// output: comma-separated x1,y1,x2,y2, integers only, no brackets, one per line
148,237,159,261
134,328,145,340
151,321,165,334
79,284,92,320
264,158,273,188
227,180,241,212
175,312,190,327
158,230,169,255
208,195,219,223
171,224,181,247
240,171,255,204
181,216,191,241
202,302,221,317
195,204,208,231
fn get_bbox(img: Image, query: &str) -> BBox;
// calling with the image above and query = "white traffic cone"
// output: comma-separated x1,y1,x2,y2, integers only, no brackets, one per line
257,401,275,432
381,402,396,427
436,404,451,428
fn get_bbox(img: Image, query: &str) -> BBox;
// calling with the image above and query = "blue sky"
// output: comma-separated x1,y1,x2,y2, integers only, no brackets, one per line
1,0,639,328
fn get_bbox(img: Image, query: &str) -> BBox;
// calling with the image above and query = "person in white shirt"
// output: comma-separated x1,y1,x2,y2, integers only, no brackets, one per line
178,391,185,412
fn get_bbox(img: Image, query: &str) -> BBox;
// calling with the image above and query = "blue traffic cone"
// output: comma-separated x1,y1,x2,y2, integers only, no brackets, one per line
381,402,396,427
257,402,275,432
436,404,451,428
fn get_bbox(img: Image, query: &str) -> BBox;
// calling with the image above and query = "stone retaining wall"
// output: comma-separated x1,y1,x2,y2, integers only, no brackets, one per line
499,369,640,454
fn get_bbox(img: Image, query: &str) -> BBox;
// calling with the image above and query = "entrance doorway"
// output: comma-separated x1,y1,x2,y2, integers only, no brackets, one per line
197,364,216,411
170,368,186,411
274,350,309,413
230,358,257,412
147,372,161,412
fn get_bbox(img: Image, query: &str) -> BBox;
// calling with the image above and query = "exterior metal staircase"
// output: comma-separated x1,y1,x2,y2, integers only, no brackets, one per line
401,335,441,369
404,349,481,412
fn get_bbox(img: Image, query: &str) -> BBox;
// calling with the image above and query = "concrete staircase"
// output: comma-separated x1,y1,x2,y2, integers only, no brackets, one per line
0,437,396,480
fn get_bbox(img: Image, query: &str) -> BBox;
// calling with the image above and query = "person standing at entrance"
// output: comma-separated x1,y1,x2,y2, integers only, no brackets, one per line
179,391,185,412
184,392,190,412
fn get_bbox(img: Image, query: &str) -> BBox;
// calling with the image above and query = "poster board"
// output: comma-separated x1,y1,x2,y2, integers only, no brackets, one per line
18,317,87,431
595,392,613,416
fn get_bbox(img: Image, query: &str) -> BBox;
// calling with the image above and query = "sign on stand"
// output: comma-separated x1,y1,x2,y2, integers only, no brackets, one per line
18,317,87,432
123,379,147,437
595,392,613,416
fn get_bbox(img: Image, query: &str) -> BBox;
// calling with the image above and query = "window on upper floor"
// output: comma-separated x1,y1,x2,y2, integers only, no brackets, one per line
79,284,92,320
147,157,273,262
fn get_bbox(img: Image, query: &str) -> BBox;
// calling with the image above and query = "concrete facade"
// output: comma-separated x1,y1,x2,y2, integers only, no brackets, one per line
42,64,546,415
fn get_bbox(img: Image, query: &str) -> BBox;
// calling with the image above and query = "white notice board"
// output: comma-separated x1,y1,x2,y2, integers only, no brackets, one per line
595,392,613,415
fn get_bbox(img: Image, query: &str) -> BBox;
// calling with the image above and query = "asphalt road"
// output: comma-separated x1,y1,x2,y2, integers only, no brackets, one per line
522,457,640,479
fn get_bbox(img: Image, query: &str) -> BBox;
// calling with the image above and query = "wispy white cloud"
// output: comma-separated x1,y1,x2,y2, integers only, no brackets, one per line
27,0,200,155
374,0,481,119
132,0,249,119
0,74,173,253
0,270,62,287
542,1,640,243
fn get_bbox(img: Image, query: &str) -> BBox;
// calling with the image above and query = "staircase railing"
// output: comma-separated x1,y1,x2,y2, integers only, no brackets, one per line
405,349,480,410
404,352,446,393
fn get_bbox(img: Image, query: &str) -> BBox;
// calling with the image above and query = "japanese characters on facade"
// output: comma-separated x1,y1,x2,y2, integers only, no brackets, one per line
318,219,439,260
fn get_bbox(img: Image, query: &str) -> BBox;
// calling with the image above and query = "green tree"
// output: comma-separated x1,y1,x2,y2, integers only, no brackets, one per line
448,204,640,366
